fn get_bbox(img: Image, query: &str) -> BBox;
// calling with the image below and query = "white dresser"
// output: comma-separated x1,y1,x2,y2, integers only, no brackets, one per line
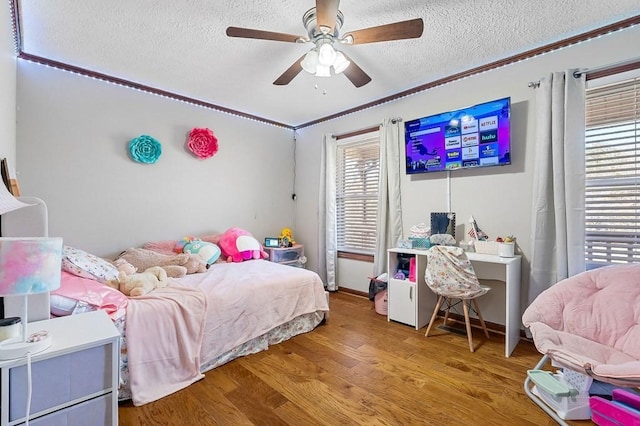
0,310,119,425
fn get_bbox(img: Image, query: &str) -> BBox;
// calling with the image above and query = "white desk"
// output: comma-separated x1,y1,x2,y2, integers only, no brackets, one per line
387,248,522,357
466,252,522,357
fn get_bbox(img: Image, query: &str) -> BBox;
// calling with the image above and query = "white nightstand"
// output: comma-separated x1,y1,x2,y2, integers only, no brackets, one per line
0,310,120,426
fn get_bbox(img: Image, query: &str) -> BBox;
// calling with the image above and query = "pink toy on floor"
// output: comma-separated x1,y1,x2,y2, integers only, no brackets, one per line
218,227,268,263
590,389,640,425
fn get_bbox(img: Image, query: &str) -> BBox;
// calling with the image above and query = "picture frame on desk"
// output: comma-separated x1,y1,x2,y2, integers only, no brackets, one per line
430,212,456,238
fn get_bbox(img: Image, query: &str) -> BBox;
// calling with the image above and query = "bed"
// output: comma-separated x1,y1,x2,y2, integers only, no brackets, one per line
1,197,329,405
123,259,328,405
53,256,329,406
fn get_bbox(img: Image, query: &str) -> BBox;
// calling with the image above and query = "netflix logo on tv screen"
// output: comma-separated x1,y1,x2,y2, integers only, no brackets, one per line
404,97,511,174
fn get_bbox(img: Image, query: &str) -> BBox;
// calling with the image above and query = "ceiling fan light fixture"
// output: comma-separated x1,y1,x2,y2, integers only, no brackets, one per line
340,34,354,45
228,5,422,88
317,43,337,67
301,49,319,73
314,64,331,77
332,51,350,74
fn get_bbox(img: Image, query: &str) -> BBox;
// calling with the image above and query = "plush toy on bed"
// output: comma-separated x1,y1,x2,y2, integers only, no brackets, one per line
111,258,137,275
116,247,207,278
218,227,268,263
175,237,221,268
110,266,169,297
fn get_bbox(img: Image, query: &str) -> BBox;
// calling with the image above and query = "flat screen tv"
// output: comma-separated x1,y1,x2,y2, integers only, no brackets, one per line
404,97,511,174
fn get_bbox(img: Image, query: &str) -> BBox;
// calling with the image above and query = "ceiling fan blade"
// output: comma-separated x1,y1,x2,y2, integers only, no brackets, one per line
273,55,306,85
226,26,303,43
341,54,371,88
316,0,340,34
341,18,424,45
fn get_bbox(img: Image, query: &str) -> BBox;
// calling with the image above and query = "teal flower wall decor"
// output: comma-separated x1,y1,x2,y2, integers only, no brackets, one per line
129,135,162,164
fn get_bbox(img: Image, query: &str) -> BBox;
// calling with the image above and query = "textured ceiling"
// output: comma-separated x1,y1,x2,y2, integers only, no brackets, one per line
14,0,640,127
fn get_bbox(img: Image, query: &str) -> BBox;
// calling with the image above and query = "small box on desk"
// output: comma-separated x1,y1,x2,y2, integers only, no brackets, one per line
408,237,431,250
474,240,499,255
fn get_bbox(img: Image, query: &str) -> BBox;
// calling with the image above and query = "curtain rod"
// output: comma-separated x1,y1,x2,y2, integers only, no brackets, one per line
529,57,640,87
335,117,403,140
573,57,640,79
336,126,378,140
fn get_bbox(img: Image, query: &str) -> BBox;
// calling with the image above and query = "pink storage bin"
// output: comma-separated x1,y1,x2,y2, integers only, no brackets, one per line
374,290,388,315
409,257,416,282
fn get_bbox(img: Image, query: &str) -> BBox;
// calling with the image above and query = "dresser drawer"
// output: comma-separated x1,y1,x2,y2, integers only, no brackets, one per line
267,245,304,264
8,345,113,422
18,393,113,426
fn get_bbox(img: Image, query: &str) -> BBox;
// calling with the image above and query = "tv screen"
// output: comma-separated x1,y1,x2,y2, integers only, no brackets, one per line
404,97,511,174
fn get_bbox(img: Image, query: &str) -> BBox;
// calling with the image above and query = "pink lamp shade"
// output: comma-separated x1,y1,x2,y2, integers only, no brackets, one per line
0,237,63,360
0,237,63,296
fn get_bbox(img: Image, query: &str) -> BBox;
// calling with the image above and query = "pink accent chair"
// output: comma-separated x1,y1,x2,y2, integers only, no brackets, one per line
522,263,640,424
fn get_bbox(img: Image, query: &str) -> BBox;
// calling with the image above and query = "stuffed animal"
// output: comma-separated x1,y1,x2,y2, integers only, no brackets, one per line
218,227,268,263
182,253,208,273
114,266,169,297
115,248,207,278
183,240,221,267
111,258,137,275
278,227,296,247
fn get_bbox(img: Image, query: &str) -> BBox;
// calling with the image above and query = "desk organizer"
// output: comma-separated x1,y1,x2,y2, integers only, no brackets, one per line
474,240,499,255
408,237,431,250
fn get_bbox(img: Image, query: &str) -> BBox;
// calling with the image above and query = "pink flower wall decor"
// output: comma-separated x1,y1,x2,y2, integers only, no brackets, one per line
187,128,218,159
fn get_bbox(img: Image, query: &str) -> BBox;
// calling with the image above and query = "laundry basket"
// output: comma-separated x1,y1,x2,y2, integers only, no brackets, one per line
374,289,388,315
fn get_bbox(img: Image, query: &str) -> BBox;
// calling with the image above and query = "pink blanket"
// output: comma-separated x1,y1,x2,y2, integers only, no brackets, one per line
125,285,207,406
175,260,329,368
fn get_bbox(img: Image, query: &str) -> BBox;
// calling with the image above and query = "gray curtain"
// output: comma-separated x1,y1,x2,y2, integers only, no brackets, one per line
318,133,337,291
372,119,404,277
528,70,586,304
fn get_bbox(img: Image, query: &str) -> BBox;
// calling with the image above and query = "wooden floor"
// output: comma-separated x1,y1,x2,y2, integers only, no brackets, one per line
119,291,593,425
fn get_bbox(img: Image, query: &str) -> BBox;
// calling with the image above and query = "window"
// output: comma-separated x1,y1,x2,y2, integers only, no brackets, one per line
585,77,640,269
336,132,380,255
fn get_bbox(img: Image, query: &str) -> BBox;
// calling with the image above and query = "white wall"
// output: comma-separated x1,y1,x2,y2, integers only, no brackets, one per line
294,26,640,322
10,24,640,324
0,4,16,166
15,62,296,258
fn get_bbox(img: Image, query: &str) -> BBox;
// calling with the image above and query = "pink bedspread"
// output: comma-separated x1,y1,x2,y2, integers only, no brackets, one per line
175,259,329,368
125,285,207,406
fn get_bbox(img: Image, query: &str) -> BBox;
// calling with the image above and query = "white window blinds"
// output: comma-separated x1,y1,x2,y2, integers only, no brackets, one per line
585,77,640,269
336,134,380,254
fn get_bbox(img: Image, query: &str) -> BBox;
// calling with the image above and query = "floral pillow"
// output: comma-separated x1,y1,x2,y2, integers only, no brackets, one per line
62,245,119,284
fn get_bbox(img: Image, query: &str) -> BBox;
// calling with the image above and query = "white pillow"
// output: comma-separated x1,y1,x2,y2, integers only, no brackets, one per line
50,294,97,317
62,245,119,284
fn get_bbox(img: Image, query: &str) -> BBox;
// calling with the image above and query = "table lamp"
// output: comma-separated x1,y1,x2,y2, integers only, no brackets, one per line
0,237,63,360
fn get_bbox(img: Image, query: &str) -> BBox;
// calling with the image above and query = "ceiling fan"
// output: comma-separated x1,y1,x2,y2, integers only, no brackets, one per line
225,0,424,88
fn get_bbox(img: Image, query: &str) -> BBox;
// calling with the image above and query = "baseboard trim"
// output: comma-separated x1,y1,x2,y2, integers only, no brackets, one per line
337,288,369,299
